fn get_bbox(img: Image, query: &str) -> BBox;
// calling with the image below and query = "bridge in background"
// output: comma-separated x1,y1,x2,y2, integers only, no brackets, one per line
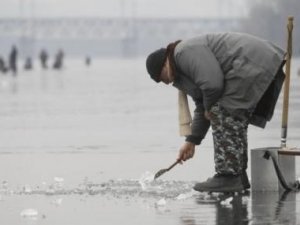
0,17,243,57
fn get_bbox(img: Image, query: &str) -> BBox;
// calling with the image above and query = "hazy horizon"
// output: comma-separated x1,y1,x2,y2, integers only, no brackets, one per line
0,0,248,19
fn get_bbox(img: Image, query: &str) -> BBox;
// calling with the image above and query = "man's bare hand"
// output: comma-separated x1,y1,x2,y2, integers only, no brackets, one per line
177,142,195,163
204,110,212,120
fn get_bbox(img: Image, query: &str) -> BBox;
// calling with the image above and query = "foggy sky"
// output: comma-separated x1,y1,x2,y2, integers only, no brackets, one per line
0,0,247,18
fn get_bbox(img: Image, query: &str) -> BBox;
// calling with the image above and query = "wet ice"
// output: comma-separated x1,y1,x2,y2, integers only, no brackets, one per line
138,171,155,190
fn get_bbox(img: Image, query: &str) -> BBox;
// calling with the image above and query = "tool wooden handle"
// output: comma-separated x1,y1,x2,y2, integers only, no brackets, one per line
167,160,180,171
281,16,294,147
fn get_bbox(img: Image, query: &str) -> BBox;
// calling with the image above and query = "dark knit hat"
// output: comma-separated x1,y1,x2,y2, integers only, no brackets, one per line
146,48,167,82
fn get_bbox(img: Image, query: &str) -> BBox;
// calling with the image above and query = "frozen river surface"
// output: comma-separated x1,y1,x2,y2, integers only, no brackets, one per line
0,58,300,225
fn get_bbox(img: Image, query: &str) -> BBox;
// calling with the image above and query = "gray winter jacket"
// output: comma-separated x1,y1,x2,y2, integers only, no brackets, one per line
172,32,285,145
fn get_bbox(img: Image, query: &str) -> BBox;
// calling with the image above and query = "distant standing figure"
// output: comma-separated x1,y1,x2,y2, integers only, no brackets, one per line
85,56,91,66
0,56,8,73
24,57,33,70
9,45,18,76
53,49,64,70
39,49,49,69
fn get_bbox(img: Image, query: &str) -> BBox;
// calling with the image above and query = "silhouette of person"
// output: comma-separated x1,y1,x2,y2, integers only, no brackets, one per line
9,45,18,76
0,56,8,74
39,49,49,69
53,49,64,70
85,56,91,66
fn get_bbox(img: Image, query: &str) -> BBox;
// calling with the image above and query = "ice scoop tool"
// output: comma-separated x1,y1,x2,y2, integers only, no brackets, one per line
154,160,180,179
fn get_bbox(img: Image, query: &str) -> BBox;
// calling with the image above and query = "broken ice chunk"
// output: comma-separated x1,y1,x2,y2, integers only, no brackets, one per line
20,208,38,218
23,185,32,194
54,177,64,183
52,198,63,206
54,177,64,189
176,190,197,200
242,196,249,205
220,196,233,206
176,193,187,200
138,171,154,190
155,198,167,207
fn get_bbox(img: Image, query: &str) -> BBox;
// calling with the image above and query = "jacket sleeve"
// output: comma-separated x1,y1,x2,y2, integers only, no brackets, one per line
185,97,211,145
175,45,224,111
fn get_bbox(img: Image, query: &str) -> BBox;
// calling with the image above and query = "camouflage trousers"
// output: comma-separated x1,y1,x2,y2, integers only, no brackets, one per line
210,104,251,175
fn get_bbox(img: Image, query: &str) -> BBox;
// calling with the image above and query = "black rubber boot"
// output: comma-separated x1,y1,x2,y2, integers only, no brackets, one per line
193,174,244,193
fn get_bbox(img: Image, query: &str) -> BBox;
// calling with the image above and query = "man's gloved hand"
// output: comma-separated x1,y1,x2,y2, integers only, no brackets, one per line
177,142,195,163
